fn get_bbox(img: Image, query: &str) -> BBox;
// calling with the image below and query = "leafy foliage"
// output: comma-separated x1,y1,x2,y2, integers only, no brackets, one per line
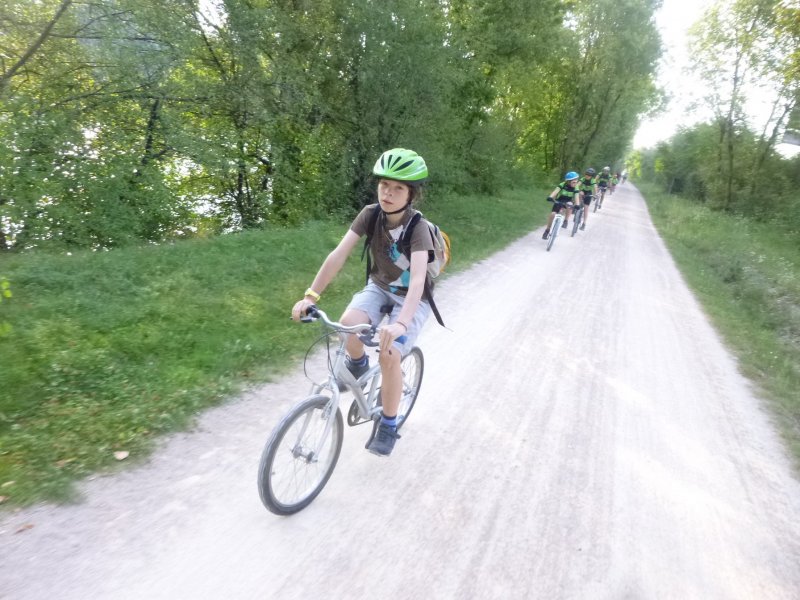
1,0,663,251
636,0,800,229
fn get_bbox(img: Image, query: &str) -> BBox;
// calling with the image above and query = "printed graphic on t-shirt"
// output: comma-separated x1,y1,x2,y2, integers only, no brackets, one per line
387,234,411,291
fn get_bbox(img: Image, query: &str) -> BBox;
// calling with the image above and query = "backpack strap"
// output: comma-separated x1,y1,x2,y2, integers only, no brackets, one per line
424,278,445,327
361,205,383,285
401,212,445,327
399,211,435,265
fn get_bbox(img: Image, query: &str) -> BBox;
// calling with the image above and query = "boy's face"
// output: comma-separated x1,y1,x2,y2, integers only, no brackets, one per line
568,179,578,187
377,179,411,211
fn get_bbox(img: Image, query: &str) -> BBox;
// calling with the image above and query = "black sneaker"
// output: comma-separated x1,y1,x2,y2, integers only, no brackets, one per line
338,356,370,391
561,220,568,229
542,228,550,240
367,423,400,456
580,222,586,230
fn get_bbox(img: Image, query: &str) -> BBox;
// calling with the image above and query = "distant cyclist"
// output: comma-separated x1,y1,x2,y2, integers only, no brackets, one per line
578,168,597,230
610,172,619,195
542,171,580,240
597,166,611,205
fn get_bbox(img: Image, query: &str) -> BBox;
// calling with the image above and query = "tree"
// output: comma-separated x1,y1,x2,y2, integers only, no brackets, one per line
689,0,798,209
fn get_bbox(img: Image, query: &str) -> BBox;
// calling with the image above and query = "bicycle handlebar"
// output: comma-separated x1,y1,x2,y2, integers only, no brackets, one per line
301,305,378,346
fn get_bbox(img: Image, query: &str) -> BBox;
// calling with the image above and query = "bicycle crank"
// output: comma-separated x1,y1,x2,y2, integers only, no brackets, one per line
347,400,371,426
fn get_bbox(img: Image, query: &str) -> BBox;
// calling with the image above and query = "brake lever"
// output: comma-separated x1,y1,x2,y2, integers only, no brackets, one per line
358,326,379,347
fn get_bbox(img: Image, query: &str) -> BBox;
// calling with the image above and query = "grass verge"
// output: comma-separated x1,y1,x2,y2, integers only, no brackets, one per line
0,186,547,507
638,181,800,468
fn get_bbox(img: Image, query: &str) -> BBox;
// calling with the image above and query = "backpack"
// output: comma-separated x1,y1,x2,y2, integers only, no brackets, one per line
410,213,451,279
362,206,450,326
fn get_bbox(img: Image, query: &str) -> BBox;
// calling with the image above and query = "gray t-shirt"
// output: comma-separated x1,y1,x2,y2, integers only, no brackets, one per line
351,204,434,295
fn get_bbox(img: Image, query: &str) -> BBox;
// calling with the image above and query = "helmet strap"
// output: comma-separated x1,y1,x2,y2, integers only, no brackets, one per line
382,201,410,215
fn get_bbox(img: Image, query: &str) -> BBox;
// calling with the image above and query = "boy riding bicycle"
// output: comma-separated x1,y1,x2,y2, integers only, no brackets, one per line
596,166,611,206
291,148,433,457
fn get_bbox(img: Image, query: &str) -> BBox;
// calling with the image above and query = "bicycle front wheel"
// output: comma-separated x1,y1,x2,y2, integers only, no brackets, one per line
257,395,344,515
546,218,559,251
571,210,581,236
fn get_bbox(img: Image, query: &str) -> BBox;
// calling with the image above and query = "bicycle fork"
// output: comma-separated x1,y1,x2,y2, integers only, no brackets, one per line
293,353,347,464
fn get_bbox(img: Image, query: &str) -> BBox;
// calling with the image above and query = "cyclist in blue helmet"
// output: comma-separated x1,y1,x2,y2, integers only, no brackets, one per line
542,171,580,240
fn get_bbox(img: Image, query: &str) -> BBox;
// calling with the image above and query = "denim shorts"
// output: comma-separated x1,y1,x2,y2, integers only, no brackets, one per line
346,281,431,356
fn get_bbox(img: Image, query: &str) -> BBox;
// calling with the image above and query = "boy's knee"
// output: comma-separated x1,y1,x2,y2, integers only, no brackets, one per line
340,308,370,326
379,348,402,369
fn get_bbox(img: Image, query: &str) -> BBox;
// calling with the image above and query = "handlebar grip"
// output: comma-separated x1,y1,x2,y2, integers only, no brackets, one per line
300,304,319,323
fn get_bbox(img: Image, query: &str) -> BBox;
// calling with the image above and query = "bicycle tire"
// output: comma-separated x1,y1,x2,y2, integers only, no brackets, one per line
397,347,424,429
546,217,560,251
366,346,425,430
571,208,581,237
593,195,599,212
257,395,343,515
364,347,424,447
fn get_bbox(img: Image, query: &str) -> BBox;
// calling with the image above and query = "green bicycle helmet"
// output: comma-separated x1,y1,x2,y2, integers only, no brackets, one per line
373,148,428,185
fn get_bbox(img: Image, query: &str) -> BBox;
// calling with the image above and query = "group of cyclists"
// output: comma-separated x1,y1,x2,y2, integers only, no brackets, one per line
541,165,622,240
290,148,626,457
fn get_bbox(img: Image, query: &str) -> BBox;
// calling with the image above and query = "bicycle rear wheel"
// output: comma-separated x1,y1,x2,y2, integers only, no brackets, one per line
397,347,424,429
365,347,424,446
257,395,343,515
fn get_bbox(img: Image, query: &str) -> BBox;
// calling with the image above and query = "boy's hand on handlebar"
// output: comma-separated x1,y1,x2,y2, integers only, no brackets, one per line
379,322,406,354
291,299,315,321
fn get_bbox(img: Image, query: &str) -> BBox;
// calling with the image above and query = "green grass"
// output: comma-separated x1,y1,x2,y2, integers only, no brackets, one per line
638,181,800,466
4,181,798,506
0,186,546,506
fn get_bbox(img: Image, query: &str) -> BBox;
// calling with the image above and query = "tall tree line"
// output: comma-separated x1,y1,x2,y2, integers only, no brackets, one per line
633,0,800,223
1,0,662,251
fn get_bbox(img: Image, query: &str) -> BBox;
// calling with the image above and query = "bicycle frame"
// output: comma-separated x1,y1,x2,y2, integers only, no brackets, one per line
302,310,383,457
312,335,383,420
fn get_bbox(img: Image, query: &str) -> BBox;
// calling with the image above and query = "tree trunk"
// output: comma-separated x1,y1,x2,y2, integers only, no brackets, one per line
749,99,794,196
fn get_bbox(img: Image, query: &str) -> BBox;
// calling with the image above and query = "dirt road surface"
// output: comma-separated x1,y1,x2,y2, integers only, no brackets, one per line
3,184,800,600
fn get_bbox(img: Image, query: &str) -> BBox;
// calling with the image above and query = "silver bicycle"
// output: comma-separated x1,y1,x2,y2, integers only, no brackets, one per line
571,201,585,237
257,306,424,515
594,186,607,212
545,199,572,252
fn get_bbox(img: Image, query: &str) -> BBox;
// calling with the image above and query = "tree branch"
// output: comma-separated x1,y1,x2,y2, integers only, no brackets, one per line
0,0,73,93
